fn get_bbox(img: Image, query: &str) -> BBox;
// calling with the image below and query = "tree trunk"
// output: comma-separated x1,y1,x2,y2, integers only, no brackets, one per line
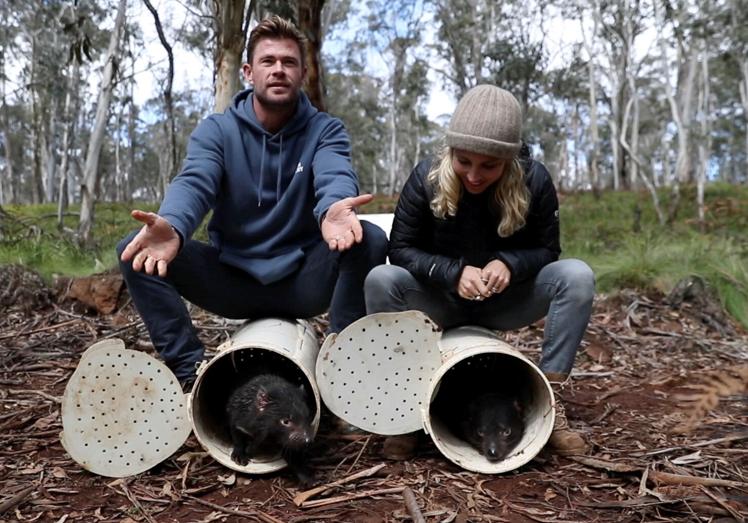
729,0,748,183
297,0,326,111
0,41,14,204
57,59,80,230
127,72,136,204
78,0,127,244
621,81,666,225
144,0,178,195
30,35,44,204
696,46,710,233
580,3,600,195
387,100,397,196
213,0,247,114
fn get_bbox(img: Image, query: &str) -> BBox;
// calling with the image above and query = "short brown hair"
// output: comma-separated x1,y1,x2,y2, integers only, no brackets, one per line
246,15,307,66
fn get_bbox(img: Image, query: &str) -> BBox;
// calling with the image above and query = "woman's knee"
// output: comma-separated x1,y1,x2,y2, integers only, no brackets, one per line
364,264,412,312
559,259,595,303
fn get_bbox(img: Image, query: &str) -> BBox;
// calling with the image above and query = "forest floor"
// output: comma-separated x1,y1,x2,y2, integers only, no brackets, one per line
0,266,746,523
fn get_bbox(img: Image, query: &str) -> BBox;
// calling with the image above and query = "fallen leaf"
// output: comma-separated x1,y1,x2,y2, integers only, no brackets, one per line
51,467,68,479
217,473,236,486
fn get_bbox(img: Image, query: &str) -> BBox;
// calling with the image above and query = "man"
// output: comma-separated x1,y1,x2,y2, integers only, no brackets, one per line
118,16,387,390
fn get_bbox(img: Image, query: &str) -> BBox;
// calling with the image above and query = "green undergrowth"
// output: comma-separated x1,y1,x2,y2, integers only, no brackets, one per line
2,183,747,328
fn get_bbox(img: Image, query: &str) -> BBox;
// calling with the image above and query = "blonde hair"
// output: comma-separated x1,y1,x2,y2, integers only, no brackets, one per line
427,145,530,237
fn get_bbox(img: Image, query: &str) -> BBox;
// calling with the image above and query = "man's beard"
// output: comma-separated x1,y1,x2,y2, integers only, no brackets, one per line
254,86,300,110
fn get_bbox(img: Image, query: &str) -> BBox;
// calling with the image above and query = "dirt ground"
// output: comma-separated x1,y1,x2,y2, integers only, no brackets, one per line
0,268,746,523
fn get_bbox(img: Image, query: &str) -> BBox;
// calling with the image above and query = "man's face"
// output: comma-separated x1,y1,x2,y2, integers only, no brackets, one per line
244,38,306,110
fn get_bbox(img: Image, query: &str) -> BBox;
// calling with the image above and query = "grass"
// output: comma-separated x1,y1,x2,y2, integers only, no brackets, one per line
2,184,747,328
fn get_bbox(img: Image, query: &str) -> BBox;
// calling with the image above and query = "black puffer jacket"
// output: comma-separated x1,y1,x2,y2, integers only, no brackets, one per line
388,155,561,293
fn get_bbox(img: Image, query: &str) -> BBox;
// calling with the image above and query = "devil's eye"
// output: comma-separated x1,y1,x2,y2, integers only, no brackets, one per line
280,418,292,426
502,428,512,436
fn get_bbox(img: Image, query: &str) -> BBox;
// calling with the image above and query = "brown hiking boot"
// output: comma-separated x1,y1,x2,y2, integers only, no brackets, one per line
546,373,589,456
382,433,419,460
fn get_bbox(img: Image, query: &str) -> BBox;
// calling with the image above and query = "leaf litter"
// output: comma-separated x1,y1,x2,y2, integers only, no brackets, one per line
0,267,746,522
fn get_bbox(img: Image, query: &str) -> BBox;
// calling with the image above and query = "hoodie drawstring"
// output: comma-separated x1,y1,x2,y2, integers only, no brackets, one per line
257,133,286,207
276,134,283,203
258,134,266,207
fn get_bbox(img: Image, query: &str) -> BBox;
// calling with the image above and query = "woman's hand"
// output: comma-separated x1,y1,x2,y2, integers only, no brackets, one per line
481,259,512,295
457,265,491,301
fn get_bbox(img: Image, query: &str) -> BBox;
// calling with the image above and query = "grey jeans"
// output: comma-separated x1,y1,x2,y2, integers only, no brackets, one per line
364,259,595,375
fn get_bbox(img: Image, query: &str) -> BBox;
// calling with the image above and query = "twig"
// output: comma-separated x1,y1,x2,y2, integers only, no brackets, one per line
403,487,426,523
633,433,748,457
591,403,618,424
0,485,35,514
0,319,82,340
114,482,156,523
649,470,748,489
344,435,371,475
300,486,405,509
698,486,745,522
12,390,61,403
184,494,284,523
293,462,387,506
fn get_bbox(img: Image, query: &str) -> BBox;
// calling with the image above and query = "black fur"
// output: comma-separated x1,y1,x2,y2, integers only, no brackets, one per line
460,392,524,462
435,390,525,462
226,373,315,486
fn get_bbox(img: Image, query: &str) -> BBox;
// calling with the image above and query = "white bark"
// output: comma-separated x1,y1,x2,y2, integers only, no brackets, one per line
621,87,665,225
697,45,711,231
579,1,600,192
729,0,748,182
78,0,127,243
56,59,80,230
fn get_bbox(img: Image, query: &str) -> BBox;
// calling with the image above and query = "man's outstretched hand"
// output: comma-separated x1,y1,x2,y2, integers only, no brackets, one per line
321,194,374,252
120,210,180,277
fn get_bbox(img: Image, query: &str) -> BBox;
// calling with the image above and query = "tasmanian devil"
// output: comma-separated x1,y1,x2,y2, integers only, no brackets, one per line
226,373,315,486
460,391,525,462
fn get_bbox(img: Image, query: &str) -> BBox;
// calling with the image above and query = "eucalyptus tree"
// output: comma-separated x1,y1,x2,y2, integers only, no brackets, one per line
142,0,178,197
56,0,102,229
0,0,20,205
363,0,431,195
727,0,747,182
12,0,71,204
78,0,127,244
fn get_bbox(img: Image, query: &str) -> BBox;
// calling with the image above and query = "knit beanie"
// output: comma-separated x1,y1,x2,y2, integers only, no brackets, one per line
446,84,522,159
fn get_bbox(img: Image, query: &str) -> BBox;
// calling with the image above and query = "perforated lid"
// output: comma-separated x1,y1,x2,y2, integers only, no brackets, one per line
60,339,191,477
315,311,442,435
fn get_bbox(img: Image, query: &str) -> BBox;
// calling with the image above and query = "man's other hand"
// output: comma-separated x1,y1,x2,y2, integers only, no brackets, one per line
120,210,180,277
321,194,374,252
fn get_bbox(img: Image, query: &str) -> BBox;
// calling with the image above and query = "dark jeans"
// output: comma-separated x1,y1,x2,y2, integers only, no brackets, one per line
117,221,387,380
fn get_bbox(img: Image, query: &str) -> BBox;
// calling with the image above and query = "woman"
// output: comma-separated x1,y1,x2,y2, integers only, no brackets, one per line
365,84,594,458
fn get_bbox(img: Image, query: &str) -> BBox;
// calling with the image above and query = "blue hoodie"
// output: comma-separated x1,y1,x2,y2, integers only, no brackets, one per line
158,88,359,284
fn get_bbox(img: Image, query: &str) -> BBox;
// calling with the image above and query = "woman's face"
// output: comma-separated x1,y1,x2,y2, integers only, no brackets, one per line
451,149,507,194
